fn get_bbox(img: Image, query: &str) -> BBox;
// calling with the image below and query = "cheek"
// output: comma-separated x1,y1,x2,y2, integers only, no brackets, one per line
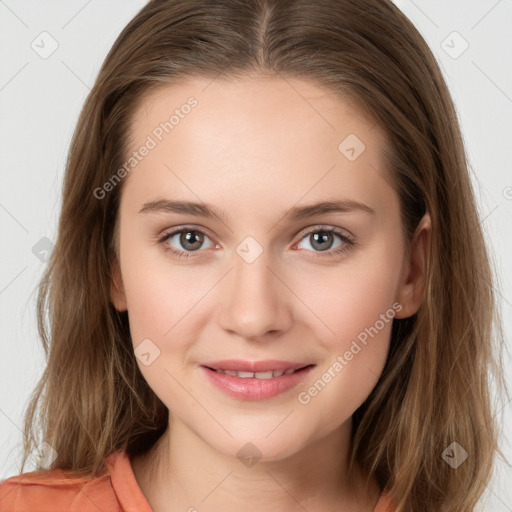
123,265,202,346
118,229,182,343
119,236,222,374
292,244,401,413
294,286,397,432
119,246,204,403
298,243,401,348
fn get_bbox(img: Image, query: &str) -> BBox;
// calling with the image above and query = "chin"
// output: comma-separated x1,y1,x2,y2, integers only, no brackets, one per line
202,431,307,464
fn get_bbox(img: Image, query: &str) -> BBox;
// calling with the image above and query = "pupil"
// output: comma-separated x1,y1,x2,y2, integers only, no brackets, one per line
182,231,203,250
312,231,332,251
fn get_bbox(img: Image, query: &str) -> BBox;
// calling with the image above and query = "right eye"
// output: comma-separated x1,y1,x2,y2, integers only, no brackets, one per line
158,226,218,259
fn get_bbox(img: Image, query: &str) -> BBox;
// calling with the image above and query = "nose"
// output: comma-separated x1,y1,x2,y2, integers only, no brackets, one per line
217,247,293,341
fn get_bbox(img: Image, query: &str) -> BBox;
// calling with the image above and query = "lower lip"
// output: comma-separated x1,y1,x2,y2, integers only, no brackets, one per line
201,365,315,401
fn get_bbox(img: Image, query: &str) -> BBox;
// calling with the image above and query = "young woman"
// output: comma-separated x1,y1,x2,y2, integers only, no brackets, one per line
1,1,508,511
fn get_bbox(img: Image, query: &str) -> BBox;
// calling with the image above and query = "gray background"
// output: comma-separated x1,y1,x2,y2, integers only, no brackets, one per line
1,0,511,509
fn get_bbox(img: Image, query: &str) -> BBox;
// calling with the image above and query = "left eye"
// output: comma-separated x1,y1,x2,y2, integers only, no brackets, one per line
296,228,347,252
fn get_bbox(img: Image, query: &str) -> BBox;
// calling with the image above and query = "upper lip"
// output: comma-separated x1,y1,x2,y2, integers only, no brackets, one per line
202,360,313,372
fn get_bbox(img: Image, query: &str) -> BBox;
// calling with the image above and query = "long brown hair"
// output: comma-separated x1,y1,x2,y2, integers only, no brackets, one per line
18,0,509,510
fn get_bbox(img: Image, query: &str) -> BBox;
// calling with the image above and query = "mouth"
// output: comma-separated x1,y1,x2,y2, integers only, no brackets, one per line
203,365,314,379
201,362,316,401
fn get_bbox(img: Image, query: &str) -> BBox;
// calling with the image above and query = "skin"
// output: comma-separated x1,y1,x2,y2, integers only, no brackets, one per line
110,75,431,512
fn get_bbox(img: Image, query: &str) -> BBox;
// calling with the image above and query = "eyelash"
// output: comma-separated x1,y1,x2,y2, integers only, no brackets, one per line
157,225,356,261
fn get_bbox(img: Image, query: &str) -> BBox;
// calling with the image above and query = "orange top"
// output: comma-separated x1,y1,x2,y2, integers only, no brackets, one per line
1,450,395,511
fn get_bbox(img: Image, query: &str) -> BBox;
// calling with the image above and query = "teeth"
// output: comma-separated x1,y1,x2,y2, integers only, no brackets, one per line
238,371,257,378
214,368,298,378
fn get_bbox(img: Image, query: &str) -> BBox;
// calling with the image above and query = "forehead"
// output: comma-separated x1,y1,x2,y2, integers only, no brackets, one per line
130,75,381,146
122,75,394,218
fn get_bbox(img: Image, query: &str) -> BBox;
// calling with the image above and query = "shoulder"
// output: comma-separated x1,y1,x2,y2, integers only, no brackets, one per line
0,452,123,512
373,488,396,512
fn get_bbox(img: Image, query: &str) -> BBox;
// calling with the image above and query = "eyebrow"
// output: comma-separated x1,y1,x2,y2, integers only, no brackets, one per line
138,198,375,222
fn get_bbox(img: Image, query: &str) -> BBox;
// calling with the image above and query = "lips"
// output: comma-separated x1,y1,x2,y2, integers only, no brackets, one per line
201,362,316,401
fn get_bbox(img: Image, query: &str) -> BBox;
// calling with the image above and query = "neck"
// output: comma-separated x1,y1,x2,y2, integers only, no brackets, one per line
131,415,380,512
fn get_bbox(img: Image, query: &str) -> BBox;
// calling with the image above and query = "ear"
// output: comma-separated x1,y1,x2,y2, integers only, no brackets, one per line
110,257,128,312
394,213,431,319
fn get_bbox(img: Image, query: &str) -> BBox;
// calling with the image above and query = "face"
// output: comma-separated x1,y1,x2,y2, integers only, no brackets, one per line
110,75,429,462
